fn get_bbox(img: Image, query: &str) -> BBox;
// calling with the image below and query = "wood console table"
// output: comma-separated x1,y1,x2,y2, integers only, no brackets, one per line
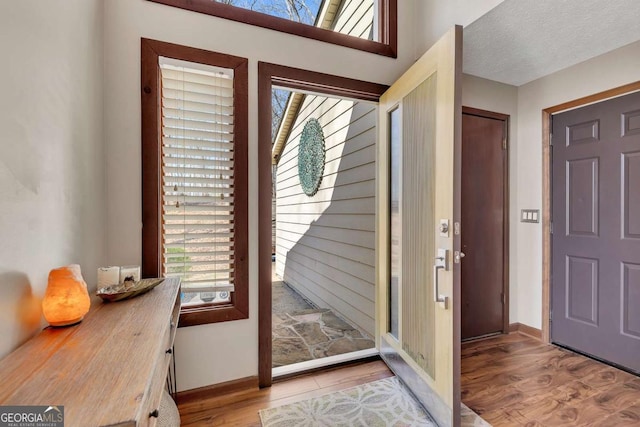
0,278,181,426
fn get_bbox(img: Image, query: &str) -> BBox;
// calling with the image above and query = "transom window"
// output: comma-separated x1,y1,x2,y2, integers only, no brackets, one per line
146,0,396,57
215,0,322,25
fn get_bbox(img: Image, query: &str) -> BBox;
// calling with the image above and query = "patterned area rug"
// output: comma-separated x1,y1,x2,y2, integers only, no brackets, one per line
259,377,491,427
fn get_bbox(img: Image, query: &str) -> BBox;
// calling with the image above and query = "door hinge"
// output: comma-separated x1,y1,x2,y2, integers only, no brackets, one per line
501,293,505,305
550,221,554,234
502,138,507,150
549,311,553,321
549,115,554,140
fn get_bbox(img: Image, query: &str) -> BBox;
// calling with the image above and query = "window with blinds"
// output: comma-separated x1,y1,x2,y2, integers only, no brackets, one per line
159,58,235,308
142,39,248,326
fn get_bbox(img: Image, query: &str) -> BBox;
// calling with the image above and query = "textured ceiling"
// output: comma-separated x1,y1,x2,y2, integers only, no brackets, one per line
463,0,640,86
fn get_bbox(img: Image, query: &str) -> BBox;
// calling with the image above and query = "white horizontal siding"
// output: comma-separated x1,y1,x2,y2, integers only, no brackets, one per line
278,103,374,172
278,162,375,197
277,213,375,232
332,0,375,41
278,142,376,183
275,244,375,284
278,179,374,201
278,222,375,247
277,261,374,332
275,97,376,337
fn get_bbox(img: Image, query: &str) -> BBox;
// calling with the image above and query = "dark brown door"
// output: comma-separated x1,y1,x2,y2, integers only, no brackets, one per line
461,108,508,340
552,90,640,374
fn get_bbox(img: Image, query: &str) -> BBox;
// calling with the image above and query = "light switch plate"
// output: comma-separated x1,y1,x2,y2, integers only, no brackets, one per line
521,209,540,223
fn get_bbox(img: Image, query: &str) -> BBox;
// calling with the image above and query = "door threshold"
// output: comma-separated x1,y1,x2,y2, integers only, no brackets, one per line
272,348,379,379
461,332,503,343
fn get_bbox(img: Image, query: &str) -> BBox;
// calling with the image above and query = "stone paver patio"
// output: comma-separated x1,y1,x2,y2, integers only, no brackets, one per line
272,280,375,367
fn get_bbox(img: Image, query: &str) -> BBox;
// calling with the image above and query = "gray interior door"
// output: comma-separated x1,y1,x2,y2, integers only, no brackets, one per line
551,90,640,374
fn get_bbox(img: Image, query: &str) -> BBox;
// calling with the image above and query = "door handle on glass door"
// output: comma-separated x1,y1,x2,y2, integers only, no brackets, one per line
434,250,449,309
433,265,448,309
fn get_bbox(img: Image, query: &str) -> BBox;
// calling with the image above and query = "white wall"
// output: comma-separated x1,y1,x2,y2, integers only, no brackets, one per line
103,0,416,391
413,0,505,59
514,40,640,329
0,0,105,358
461,74,519,323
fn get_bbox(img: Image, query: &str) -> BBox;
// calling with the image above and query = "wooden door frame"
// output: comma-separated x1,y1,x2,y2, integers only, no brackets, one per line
461,106,510,335
258,62,388,387
541,81,640,343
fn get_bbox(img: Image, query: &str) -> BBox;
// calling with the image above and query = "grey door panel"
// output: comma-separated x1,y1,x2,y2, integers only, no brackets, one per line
552,90,640,374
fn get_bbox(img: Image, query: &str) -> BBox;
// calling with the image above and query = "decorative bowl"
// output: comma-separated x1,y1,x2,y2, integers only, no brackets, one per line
97,278,164,302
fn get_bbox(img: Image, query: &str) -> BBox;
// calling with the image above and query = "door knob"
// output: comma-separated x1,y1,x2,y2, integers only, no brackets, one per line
454,251,465,263
439,219,449,236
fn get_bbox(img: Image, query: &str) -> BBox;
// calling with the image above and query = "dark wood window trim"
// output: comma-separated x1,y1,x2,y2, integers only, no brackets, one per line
257,61,388,387
141,38,249,327
146,0,397,58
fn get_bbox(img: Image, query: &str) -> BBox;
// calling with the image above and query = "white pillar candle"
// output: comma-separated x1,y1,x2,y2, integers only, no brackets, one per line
98,267,121,288
119,266,141,282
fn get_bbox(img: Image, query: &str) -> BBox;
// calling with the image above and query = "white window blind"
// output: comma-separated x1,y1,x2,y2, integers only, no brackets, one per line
159,58,235,303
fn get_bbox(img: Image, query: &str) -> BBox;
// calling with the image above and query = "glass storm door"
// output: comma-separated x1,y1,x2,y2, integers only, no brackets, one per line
377,26,462,427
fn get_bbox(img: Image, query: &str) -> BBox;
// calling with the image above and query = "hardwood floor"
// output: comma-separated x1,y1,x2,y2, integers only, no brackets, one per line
462,333,640,426
178,333,639,426
177,359,393,426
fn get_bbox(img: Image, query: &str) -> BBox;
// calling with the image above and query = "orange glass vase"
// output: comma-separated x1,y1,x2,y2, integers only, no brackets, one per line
42,264,91,327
